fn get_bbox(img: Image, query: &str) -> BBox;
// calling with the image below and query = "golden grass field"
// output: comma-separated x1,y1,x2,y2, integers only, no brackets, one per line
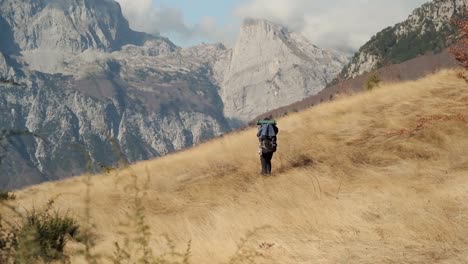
3,70,468,263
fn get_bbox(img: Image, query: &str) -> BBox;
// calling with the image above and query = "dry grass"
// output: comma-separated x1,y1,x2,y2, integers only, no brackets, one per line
3,70,468,263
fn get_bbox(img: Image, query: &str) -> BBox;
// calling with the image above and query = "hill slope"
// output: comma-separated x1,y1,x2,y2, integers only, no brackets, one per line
4,70,468,263
254,49,459,122
338,0,467,80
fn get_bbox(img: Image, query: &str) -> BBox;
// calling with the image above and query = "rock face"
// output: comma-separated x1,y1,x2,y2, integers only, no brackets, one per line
0,53,228,188
338,0,468,80
0,76,226,187
0,0,167,53
0,0,227,189
0,52,8,77
216,19,348,123
0,0,347,189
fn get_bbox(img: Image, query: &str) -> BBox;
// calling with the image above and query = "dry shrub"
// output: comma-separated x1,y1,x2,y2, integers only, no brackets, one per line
0,200,79,263
290,154,314,168
449,16,468,69
365,71,381,90
0,192,15,201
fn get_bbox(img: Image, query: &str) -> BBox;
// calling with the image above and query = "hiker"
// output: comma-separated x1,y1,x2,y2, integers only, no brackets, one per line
257,118,279,175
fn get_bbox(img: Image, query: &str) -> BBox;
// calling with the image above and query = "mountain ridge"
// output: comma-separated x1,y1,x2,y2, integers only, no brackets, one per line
337,0,467,80
0,0,167,53
253,49,459,123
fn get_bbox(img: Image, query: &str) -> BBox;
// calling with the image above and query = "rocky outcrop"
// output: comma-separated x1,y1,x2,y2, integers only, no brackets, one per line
338,0,467,80
0,52,17,80
0,52,8,77
216,19,348,123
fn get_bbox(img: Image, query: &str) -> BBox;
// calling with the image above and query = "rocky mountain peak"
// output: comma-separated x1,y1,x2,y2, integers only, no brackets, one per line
241,18,290,40
0,0,172,54
218,18,348,124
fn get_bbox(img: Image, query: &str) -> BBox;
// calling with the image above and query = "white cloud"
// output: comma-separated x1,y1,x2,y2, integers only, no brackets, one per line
116,0,189,35
194,17,238,45
115,0,236,46
116,0,429,53
234,0,429,54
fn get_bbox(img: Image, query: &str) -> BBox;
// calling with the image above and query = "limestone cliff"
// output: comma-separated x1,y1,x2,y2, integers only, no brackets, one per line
216,19,348,124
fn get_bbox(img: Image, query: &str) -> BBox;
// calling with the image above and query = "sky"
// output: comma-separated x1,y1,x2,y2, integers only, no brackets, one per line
115,0,429,55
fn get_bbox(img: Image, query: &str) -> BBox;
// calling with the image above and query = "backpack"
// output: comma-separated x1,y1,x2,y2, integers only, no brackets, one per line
261,138,277,153
258,123,278,153
259,124,277,139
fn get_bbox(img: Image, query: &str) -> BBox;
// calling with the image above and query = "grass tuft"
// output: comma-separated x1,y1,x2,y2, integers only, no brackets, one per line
0,192,16,201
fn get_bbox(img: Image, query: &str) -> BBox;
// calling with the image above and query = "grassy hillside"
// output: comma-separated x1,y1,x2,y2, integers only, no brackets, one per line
2,70,468,263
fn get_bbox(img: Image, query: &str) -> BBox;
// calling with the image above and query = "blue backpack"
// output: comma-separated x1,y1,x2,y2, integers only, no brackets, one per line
258,124,278,153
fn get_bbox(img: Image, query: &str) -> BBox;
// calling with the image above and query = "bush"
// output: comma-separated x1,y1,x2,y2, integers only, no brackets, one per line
0,191,16,201
20,206,78,260
365,72,381,91
449,17,468,69
0,221,17,263
0,201,79,263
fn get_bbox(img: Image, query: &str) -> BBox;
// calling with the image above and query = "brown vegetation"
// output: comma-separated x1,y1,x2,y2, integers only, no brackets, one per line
365,71,380,91
1,70,468,263
449,17,468,69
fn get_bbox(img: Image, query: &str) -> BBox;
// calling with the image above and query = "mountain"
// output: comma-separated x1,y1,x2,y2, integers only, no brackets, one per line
0,1,346,189
0,0,228,188
254,49,459,123
338,0,467,80
0,0,159,53
216,19,348,124
5,70,468,263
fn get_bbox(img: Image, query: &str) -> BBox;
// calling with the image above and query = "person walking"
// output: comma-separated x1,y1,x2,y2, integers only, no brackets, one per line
257,118,279,175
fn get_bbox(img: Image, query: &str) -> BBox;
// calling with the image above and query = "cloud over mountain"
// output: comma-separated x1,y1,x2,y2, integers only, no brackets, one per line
234,0,428,54
115,0,236,45
116,0,428,53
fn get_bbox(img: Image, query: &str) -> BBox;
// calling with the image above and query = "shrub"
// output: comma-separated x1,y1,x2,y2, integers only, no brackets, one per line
19,206,79,260
365,71,381,91
0,191,16,201
0,201,79,263
449,16,468,69
0,221,17,263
